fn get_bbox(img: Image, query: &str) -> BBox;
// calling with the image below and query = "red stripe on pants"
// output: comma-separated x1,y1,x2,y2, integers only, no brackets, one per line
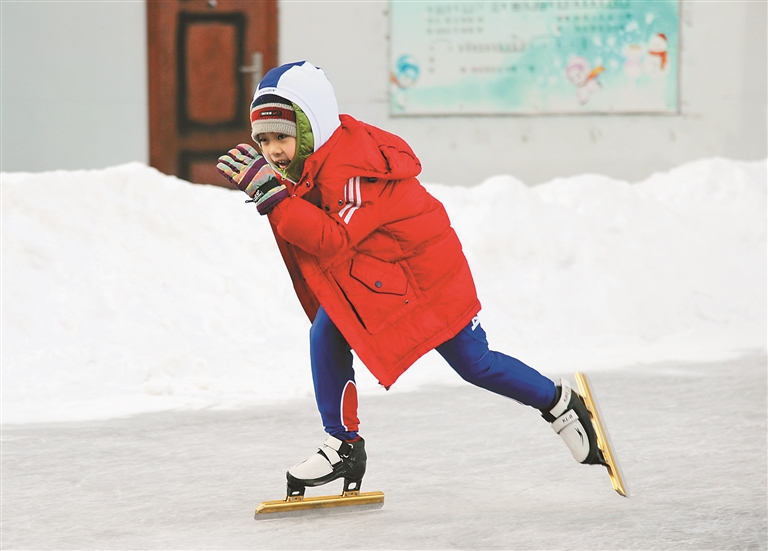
341,381,359,433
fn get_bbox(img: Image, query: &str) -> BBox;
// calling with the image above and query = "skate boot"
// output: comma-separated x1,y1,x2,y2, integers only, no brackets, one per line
286,436,367,498
541,379,606,466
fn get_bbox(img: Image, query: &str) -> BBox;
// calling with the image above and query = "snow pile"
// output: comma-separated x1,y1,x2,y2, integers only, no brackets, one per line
2,158,765,423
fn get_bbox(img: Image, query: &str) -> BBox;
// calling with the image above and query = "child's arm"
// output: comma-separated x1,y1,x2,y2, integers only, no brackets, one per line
269,180,419,259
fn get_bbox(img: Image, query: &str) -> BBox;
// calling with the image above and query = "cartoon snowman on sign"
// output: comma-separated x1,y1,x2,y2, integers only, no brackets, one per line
565,56,605,105
623,44,644,82
644,33,669,78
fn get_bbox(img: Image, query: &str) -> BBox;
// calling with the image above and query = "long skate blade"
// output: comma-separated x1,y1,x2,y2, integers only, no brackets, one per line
254,491,384,520
574,372,629,498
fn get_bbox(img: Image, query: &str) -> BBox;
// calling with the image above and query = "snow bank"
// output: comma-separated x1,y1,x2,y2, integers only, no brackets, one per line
2,158,765,423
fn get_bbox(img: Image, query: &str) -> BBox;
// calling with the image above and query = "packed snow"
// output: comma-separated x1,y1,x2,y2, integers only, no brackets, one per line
2,158,765,424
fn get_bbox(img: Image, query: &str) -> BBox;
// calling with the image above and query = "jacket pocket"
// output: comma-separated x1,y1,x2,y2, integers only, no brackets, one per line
334,254,416,334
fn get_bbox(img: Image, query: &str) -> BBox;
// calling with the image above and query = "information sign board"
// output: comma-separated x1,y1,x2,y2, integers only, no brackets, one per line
390,1,679,115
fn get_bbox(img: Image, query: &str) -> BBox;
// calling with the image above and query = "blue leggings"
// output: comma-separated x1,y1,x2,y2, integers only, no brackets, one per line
310,306,556,441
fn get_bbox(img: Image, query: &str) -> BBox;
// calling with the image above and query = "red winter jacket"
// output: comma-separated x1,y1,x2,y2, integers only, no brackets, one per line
267,115,481,388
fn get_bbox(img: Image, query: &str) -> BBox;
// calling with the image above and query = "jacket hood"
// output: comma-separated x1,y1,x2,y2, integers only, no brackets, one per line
252,61,341,153
308,115,422,182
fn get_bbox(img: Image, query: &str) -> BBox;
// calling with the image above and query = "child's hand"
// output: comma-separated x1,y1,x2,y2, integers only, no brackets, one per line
216,144,289,215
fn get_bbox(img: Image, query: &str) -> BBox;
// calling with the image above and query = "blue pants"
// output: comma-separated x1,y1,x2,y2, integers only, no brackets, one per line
310,306,556,441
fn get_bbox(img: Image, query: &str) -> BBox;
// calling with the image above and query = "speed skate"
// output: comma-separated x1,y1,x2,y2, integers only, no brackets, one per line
254,487,384,519
574,372,629,497
255,435,383,519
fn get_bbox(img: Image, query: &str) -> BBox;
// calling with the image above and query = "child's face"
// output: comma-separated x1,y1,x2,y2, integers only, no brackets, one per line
256,132,296,170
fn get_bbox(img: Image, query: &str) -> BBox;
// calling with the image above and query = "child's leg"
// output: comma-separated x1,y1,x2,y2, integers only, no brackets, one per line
309,306,359,441
285,307,365,493
436,318,605,465
435,317,556,409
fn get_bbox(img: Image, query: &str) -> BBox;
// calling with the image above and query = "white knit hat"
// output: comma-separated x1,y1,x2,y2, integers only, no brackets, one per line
250,94,296,140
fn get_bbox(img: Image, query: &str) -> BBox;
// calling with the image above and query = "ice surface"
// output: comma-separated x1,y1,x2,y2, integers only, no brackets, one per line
2,356,765,549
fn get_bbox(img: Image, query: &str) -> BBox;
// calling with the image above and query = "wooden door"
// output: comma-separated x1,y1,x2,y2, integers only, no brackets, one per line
147,0,277,187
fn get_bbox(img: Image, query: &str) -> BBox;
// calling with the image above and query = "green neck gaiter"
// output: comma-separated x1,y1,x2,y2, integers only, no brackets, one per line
283,104,314,183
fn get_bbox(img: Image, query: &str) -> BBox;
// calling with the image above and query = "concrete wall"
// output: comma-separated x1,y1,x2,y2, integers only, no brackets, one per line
2,1,765,186
1,1,148,172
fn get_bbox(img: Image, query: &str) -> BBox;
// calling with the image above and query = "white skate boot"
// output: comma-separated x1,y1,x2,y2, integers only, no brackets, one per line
286,436,367,498
541,379,606,465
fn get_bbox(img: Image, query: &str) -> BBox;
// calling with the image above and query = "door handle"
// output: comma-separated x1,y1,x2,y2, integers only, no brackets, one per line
240,52,263,98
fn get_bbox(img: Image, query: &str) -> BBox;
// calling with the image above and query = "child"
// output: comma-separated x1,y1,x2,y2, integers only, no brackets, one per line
216,61,604,496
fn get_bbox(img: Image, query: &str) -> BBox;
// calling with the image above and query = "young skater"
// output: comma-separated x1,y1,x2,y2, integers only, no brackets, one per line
217,61,604,496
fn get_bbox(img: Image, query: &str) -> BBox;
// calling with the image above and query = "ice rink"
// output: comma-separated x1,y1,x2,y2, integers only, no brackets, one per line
3,354,765,550
3,159,765,549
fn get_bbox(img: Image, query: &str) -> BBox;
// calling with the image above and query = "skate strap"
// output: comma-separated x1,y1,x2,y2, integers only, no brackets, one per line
549,379,572,419
551,409,579,434
317,436,346,466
